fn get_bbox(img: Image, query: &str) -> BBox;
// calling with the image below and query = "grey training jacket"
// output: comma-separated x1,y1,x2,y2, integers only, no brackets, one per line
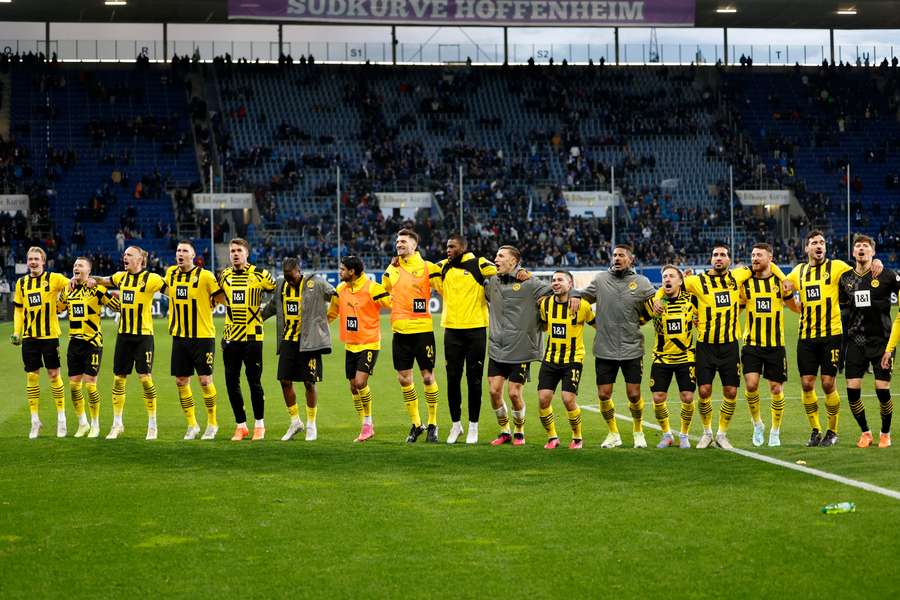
261,273,336,354
574,268,655,361
485,272,552,363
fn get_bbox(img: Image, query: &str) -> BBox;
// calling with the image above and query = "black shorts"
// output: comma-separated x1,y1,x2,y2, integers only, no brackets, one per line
67,338,103,377
392,331,436,372
537,362,582,394
797,335,842,378
695,341,741,388
741,345,788,383
487,359,530,384
171,337,215,377
595,357,643,385
650,362,696,393
22,338,61,372
345,349,379,380
844,342,892,381
113,334,154,375
278,341,323,383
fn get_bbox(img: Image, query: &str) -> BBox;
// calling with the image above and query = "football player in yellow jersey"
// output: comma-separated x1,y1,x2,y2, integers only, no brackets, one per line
327,255,392,442
644,266,697,449
164,241,225,440
64,257,121,438
219,238,277,441
262,257,336,442
740,244,799,448
91,245,167,439
785,230,882,447
435,235,498,444
537,271,594,450
11,247,69,439
382,228,443,444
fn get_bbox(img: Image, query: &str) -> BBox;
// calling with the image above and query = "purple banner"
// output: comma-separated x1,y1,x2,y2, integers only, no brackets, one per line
229,1,695,26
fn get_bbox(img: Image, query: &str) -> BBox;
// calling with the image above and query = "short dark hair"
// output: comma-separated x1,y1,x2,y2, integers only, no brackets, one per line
498,245,521,263
397,228,419,244
553,270,574,285
177,240,195,250
75,256,93,268
340,255,364,276
230,237,251,252
614,243,634,255
282,257,299,272
752,243,773,254
806,230,825,244
711,242,730,257
853,234,875,250
447,234,467,249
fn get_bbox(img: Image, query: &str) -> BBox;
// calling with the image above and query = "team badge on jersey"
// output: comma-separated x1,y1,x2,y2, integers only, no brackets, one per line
512,283,521,291
307,280,315,288
629,281,638,290
871,279,880,288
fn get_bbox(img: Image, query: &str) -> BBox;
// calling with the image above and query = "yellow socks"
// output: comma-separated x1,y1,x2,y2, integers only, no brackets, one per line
26,372,40,419
495,403,510,433
825,390,840,433
70,381,85,417
629,396,645,432
746,390,762,423
718,397,737,433
111,375,127,420
287,402,300,422
306,405,317,425
698,396,713,430
142,377,158,418
567,407,582,440
771,391,785,431
177,384,198,428
424,382,439,426
600,399,619,433
680,400,694,435
352,392,364,422
201,383,217,427
50,374,65,415
359,386,373,423
539,406,557,439
654,401,670,433
86,382,101,421
802,389,822,431
401,384,422,427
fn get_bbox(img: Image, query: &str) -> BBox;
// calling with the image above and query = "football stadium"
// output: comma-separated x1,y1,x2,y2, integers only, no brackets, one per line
2,1,900,597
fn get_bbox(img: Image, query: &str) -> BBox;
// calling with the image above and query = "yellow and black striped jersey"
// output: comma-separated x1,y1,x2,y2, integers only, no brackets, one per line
164,265,221,339
282,279,304,342
539,297,595,365
219,264,276,342
787,259,853,340
13,272,69,339
682,268,753,344
740,274,794,347
65,283,121,347
643,290,696,364
109,270,166,336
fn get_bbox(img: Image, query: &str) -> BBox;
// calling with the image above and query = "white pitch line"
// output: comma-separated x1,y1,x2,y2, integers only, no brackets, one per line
580,405,900,502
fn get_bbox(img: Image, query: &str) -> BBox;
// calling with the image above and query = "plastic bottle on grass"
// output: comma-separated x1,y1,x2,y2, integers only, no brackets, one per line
821,502,856,514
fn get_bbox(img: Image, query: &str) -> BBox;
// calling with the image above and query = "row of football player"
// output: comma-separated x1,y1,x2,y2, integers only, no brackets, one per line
10,229,900,449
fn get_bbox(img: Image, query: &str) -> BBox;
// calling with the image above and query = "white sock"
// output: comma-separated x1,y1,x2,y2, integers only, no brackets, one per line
148,416,157,429
495,403,508,420
307,419,316,428
237,421,247,428
79,414,89,426
468,421,478,430
363,416,372,425
57,411,66,421
451,421,462,430
254,419,264,428
113,415,123,427
31,413,41,425
291,416,301,425
91,417,99,427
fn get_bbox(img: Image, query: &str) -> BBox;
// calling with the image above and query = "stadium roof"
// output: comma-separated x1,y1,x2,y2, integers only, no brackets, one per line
1,1,899,29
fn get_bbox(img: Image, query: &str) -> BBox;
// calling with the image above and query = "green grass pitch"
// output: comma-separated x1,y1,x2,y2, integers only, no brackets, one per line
1,313,899,598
